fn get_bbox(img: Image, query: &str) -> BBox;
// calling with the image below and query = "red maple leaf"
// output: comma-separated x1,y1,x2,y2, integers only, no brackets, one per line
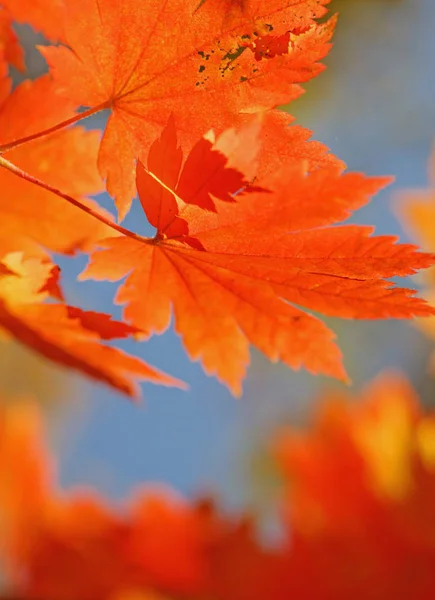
274,372,435,600
0,75,117,259
0,7,25,72
0,253,184,397
39,0,335,217
80,120,435,395
0,396,277,600
1,0,65,42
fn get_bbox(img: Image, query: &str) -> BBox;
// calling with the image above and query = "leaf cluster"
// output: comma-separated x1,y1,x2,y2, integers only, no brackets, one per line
0,0,433,397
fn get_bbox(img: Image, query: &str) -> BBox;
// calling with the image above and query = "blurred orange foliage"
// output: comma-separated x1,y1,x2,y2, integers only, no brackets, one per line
275,373,435,599
2,372,435,599
398,142,435,371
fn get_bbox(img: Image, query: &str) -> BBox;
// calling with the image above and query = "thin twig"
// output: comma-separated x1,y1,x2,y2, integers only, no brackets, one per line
0,155,137,240
0,103,110,153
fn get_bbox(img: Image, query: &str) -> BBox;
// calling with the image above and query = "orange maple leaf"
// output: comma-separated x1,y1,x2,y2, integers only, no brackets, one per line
80,121,435,395
0,253,184,397
40,0,335,217
0,397,216,600
0,75,117,258
4,375,435,600
255,109,345,182
395,141,435,373
15,495,145,600
274,372,435,600
1,0,65,42
396,142,435,278
0,397,265,600
0,399,53,578
0,400,142,600
0,6,25,72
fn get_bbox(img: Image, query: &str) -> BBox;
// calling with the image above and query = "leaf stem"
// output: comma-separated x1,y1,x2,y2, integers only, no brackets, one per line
0,155,134,239
0,103,110,153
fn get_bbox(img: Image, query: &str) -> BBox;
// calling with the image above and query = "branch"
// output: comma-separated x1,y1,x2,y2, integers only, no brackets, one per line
0,155,136,239
0,103,109,153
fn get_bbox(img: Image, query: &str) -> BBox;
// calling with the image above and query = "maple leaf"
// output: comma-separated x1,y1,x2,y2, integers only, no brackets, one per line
128,492,216,595
40,0,335,217
0,252,184,397
0,399,52,576
256,110,345,180
81,121,435,395
396,143,435,275
17,495,145,600
395,143,435,374
1,0,65,42
0,75,118,258
0,399,141,600
3,374,435,600
0,7,25,72
0,396,268,600
273,372,435,600
0,397,216,600
136,115,263,236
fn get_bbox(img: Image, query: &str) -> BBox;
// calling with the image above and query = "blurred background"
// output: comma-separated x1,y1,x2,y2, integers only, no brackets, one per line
6,0,435,527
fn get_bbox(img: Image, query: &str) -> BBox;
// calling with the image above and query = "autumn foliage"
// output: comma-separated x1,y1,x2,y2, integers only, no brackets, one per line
0,0,434,396
2,374,435,599
1,0,435,597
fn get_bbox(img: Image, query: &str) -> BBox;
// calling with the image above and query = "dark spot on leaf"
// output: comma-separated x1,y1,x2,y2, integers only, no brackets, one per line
222,45,246,62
